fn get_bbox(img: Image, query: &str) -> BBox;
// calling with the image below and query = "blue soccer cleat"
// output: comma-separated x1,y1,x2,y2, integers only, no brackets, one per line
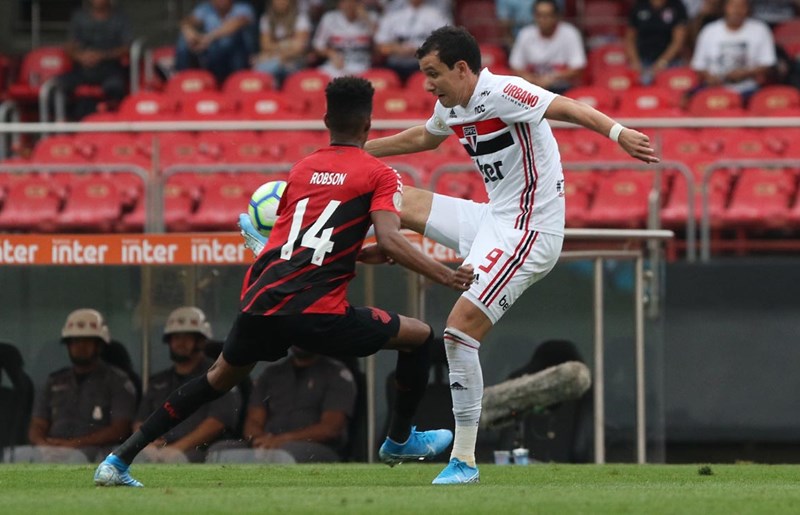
93,454,143,487
238,213,267,257
432,458,480,485
378,426,453,466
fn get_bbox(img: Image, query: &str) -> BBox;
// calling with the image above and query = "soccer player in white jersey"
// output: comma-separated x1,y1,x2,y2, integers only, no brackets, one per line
364,26,659,485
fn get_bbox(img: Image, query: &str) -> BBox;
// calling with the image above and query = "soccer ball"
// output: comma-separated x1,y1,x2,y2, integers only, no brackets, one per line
248,180,286,238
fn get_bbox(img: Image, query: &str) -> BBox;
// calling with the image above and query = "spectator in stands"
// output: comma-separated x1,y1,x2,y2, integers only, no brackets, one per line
238,347,356,463
508,0,585,94
136,307,240,463
23,309,136,462
687,0,723,50
691,0,776,98
497,0,564,47
626,0,689,85
253,0,312,87
312,0,378,78
374,0,450,82
384,0,453,20
58,0,131,120
176,0,256,84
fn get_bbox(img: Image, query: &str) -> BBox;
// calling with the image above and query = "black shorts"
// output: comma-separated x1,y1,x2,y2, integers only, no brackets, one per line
222,306,402,366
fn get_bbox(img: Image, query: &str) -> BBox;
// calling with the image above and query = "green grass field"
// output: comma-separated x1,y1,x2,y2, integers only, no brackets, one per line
1,463,799,514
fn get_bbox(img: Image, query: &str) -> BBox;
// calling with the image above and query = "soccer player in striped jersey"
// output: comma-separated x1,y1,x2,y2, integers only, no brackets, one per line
365,26,659,484
94,76,475,487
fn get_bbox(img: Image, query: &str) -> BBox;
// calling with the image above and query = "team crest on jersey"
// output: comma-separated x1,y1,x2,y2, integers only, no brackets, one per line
463,125,478,152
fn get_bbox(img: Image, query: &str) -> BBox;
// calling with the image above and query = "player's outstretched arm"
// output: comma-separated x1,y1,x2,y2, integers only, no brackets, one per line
364,125,448,158
544,95,660,164
370,210,474,291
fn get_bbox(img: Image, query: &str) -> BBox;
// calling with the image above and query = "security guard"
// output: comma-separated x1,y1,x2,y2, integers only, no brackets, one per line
27,309,137,462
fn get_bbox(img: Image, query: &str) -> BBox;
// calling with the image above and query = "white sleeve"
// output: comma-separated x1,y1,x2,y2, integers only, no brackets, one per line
753,23,777,67
424,103,454,136
296,13,312,33
566,26,587,69
691,26,712,71
508,29,529,70
492,76,557,126
374,13,395,45
312,14,331,52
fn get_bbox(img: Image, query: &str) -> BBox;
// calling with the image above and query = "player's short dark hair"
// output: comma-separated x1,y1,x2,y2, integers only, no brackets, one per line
415,26,481,74
325,76,374,134
535,0,560,14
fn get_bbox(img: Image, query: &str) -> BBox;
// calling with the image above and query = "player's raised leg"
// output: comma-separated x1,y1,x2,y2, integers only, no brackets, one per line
398,186,434,235
378,315,453,465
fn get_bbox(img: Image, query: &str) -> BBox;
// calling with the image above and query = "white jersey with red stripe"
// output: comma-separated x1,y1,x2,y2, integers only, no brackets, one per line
425,68,565,236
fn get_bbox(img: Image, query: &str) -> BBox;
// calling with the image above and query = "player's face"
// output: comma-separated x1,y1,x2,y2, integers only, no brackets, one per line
419,52,472,108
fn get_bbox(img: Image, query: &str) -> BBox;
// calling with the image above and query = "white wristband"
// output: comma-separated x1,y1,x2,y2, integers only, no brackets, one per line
609,123,625,143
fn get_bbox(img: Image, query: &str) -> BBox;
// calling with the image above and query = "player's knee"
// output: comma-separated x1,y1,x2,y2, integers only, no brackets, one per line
394,318,434,352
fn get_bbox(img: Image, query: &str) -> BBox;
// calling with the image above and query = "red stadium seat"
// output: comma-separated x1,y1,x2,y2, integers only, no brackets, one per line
722,169,795,229
587,44,627,79
55,175,124,232
373,88,427,119
748,85,800,116
179,92,237,120
592,67,638,95
616,87,681,117
457,1,506,46
563,86,617,112
276,130,329,163
480,44,508,70
281,69,331,118
201,131,284,164
222,70,276,99
89,133,150,168
563,170,595,228
718,128,788,160
151,132,210,169
660,156,731,229
0,176,62,232
430,166,489,203
586,170,654,228
687,87,745,117
118,92,177,120
773,19,800,47
32,135,94,164
187,174,252,231
7,47,71,102
359,68,402,92
653,67,699,103
164,69,217,97
239,92,306,120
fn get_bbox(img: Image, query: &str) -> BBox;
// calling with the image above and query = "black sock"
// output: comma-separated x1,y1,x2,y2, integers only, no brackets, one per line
114,375,226,464
387,329,433,443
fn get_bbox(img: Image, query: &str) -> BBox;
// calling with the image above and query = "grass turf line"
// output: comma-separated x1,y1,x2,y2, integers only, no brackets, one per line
1,464,800,514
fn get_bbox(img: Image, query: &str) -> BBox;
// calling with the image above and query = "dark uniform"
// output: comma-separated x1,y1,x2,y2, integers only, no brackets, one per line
31,361,137,460
137,358,241,462
250,356,356,462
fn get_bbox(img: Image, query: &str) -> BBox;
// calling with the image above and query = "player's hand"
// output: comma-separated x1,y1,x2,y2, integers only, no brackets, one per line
357,244,394,265
618,128,660,164
448,263,475,292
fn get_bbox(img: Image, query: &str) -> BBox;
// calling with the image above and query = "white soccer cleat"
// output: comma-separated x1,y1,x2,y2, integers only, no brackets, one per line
94,454,143,487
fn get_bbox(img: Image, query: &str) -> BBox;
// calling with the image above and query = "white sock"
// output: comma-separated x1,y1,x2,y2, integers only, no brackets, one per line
443,327,483,468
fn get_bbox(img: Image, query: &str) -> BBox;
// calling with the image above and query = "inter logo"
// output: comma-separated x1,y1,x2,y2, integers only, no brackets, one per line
463,125,478,152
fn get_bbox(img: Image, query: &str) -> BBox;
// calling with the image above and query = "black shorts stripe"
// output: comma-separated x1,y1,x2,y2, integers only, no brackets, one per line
478,230,537,306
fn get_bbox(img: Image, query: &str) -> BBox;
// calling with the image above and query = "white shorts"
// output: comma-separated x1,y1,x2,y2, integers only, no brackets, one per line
425,193,563,324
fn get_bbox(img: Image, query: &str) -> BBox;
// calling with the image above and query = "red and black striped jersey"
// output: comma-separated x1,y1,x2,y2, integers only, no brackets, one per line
240,144,403,316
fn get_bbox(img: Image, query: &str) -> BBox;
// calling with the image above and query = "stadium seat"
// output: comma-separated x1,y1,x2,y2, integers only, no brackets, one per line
587,44,627,80
187,174,251,231
239,92,306,120
687,87,745,117
563,170,595,228
480,44,508,70
582,0,626,44
150,132,210,170
117,91,177,120
373,89,427,119
653,67,699,103
0,176,62,232
429,166,489,203
563,86,617,112
722,169,796,229
457,1,506,46
7,47,71,103
591,67,638,96
222,70,276,100
773,19,800,47
660,157,731,229
616,87,681,117
164,69,217,97
718,128,788,159
201,131,280,164
748,85,800,116
586,170,654,228
55,175,124,232
178,92,237,120
359,68,402,92
275,130,329,163
89,133,150,168
32,135,94,164
143,45,176,91
281,69,331,118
